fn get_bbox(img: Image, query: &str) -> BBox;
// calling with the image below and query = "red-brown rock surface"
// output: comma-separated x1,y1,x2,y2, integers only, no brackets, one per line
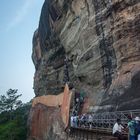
28,104,66,140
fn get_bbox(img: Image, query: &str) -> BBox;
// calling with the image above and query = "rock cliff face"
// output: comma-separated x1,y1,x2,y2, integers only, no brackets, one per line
29,0,140,139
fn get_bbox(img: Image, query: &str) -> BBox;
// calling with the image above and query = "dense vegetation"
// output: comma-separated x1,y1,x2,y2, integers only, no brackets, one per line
0,89,31,140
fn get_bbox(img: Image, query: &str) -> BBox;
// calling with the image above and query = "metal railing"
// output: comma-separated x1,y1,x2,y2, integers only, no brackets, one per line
71,109,140,131
68,110,140,139
91,109,140,129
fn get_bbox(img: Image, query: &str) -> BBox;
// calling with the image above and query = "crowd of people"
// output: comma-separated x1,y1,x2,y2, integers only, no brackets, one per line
72,90,85,116
70,113,140,140
70,91,140,140
113,116,140,140
70,113,93,129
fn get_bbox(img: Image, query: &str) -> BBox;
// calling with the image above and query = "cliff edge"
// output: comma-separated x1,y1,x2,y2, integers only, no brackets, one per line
28,0,140,139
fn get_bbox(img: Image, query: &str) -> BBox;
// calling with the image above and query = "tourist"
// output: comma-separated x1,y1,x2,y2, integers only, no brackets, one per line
70,116,74,127
128,116,136,140
135,117,140,140
113,118,126,140
88,113,93,129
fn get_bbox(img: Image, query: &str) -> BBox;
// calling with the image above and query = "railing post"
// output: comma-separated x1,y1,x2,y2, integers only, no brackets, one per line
86,131,88,140
83,130,85,139
78,129,80,138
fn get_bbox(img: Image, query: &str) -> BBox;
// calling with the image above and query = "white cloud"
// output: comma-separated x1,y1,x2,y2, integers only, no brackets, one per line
6,0,34,31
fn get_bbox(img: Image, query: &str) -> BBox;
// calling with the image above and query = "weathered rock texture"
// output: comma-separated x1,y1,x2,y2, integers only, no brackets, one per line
32,94,63,107
29,0,140,139
27,104,67,140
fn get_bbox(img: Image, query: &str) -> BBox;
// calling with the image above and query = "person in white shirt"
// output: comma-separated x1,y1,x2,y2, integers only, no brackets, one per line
88,114,93,129
112,118,126,140
70,116,74,127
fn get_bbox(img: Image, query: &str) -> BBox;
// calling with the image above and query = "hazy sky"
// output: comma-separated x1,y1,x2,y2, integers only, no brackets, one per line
0,0,44,103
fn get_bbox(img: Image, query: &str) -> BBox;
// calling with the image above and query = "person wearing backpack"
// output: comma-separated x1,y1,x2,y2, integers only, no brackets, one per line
128,116,136,140
135,117,140,140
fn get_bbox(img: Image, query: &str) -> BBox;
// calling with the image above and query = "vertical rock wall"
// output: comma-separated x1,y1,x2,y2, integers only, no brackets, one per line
29,0,140,139
32,0,140,110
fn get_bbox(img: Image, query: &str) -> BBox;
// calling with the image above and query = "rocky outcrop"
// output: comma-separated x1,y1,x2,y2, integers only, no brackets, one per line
32,94,63,108
32,0,140,110
29,0,140,139
28,85,73,140
27,104,66,140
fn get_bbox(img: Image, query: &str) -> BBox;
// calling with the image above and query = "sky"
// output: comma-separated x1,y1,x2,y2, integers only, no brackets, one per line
0,0,44,103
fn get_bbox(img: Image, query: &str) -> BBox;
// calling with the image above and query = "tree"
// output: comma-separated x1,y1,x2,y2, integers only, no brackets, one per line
0,90,30,140
0,89,22,113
